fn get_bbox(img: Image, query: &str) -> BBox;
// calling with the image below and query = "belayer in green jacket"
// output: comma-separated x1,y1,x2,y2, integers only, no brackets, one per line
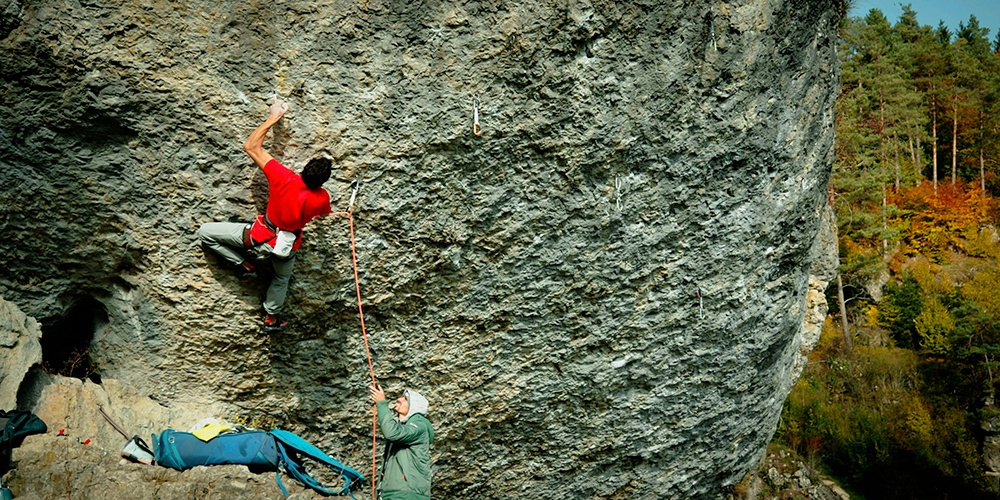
370,384,434,500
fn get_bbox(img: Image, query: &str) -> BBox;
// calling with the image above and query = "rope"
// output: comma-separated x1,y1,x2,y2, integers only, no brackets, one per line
330,180,379,500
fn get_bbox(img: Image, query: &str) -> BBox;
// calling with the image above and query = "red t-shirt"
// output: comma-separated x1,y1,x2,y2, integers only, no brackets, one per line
249,159,331,250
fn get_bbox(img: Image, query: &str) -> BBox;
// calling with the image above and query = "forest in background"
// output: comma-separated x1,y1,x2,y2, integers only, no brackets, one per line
775,5,1000,500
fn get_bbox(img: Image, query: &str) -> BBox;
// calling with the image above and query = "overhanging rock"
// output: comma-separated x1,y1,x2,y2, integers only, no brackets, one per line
0,0,840,497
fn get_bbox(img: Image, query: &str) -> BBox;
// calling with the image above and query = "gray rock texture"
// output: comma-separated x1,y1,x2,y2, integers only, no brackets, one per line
0,297,42,409
728,446,850,500
0,0,840,498
793,205,838,380
982,404,1000,491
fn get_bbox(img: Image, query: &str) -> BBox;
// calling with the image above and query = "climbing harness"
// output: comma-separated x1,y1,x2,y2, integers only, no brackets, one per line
331,178,379,500
473,96,482,136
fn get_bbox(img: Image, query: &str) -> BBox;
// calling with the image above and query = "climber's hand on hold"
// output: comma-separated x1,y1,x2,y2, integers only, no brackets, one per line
243,97,285,169
269,97,289,120
369,383,386,403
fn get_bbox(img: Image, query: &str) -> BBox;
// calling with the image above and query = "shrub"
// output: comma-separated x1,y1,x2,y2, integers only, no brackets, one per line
777,328,987,495
914,295,955,355
879,276,922,348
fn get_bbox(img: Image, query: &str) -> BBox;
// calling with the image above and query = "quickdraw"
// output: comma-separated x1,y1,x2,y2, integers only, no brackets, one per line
473,96,482,136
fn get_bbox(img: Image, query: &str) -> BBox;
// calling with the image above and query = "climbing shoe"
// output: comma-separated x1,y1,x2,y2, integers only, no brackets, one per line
236,265,258,280
263,317,290,332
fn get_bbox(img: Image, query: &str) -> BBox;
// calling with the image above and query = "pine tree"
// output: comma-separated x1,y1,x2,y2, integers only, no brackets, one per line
894,5,931,185
957,15,997,190
834,10,910,302
910,20,948,189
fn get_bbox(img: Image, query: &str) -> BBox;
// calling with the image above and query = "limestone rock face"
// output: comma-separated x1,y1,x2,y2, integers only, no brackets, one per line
0,0,840,497
0,297,42,409
982,406,1000,485
792,204,838,379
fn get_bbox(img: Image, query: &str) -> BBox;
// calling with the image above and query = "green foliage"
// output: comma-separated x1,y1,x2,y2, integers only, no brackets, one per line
777,323,987,494
879,275,922,348
778,329,919,481
914,295,954,354
836,0,857,30
963,263,1000,317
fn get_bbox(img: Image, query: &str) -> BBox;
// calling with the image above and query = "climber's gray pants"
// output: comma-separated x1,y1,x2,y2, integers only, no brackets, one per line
198,221,297,315
198,221,248,267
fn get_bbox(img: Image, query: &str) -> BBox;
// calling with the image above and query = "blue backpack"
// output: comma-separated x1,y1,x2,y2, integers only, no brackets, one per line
152,429,279,472
151,429,364,498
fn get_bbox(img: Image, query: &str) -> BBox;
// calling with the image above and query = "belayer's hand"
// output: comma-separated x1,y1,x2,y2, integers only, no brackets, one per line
369,383,386,403
270,97,289,119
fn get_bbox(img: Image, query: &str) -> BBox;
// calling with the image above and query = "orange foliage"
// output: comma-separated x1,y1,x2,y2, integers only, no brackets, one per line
891,183,997,257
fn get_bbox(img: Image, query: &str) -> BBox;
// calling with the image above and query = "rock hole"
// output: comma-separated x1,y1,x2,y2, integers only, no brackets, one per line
15,365,50,411
39,296,106,380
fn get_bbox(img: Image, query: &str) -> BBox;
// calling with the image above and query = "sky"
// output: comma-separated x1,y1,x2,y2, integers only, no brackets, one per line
850,0,1000,38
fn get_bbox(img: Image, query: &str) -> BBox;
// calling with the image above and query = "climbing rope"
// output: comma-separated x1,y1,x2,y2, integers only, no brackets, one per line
331,179,379,500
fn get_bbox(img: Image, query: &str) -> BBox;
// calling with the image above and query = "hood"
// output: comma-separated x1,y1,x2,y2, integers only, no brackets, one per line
401,389,429,423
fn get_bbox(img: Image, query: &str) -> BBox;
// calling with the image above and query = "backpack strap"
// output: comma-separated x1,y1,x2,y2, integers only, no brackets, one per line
274,466,290,498
275,444,354,498
269,430,363,499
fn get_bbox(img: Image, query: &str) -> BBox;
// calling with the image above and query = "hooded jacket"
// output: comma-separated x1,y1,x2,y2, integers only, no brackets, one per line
376,390,434,500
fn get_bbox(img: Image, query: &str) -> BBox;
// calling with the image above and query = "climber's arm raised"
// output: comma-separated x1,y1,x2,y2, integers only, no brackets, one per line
243,98,288,170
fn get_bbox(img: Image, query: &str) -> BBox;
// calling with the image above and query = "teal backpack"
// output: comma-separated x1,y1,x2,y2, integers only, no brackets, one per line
152,428,364,498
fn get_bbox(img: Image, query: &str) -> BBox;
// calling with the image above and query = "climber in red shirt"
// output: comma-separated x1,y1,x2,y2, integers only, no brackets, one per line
198,98,332,332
